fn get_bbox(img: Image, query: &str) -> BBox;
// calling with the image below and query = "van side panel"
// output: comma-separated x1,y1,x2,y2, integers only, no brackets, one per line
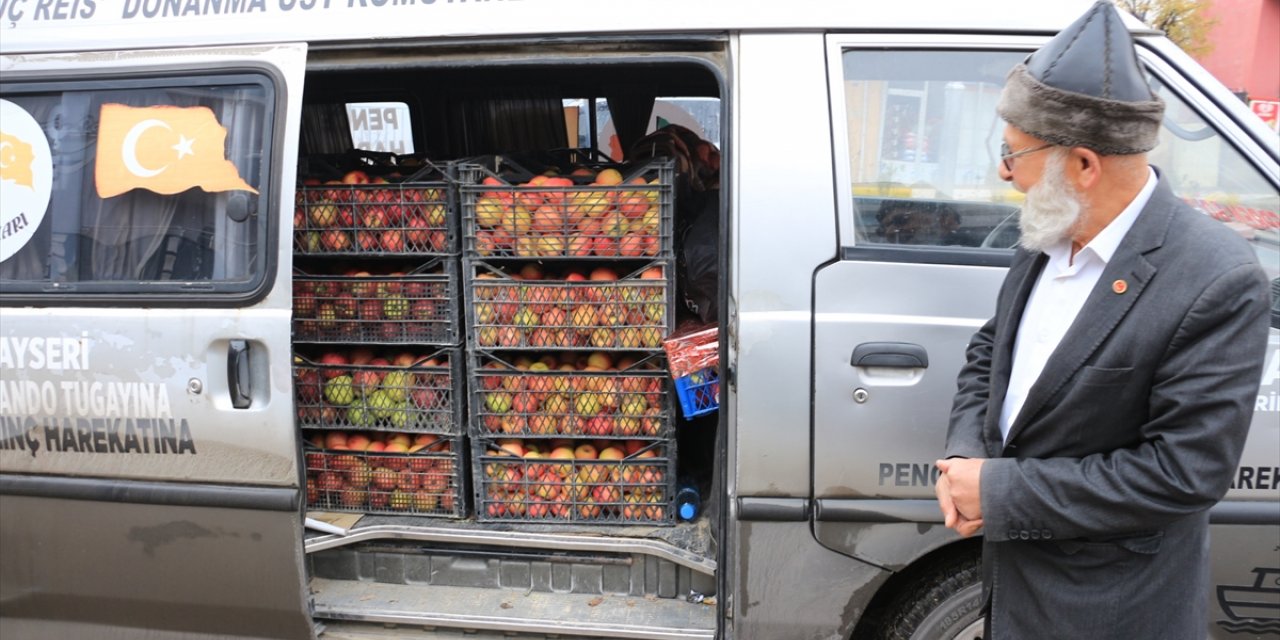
0,494,311,639
729,32,889,638
0,44,311,639
732,33,835,496
732,521,888,639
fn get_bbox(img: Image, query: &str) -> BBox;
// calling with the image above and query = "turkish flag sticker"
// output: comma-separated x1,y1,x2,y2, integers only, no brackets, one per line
94,103,258,199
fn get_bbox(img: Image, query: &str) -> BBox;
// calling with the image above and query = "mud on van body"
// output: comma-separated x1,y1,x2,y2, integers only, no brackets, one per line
1,2,1277,639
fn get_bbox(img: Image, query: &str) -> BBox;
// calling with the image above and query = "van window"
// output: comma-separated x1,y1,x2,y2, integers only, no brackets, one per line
0,75,272,297
840,49,1280,263
1147,81,1280,280
840,49,1026,249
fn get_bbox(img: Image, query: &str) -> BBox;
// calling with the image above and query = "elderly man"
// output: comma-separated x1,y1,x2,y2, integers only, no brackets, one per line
934,2,1272,638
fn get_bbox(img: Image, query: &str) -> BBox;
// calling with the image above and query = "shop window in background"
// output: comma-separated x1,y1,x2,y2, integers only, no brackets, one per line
564,98,721,162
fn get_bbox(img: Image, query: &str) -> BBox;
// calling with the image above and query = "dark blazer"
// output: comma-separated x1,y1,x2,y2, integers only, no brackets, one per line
945,173,1272,639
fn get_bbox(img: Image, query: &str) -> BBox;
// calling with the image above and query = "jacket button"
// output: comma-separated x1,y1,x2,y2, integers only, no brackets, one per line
1042,529,1052,539
1030,530,1041,540
1019,531,1031,540
1008,529,1019,539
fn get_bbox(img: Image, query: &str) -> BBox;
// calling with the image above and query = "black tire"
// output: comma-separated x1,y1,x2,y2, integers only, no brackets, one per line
879,552,985,640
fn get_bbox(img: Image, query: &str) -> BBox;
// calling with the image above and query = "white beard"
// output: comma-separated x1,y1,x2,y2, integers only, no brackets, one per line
1017,151,1083,253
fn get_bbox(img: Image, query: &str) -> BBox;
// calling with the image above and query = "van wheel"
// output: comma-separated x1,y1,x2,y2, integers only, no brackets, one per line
880,553,985,640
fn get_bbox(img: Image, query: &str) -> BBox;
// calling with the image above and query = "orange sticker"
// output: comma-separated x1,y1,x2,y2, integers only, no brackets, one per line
95,103,257,199
0,131,35,189
1112,279,1128,294
1,98,54,264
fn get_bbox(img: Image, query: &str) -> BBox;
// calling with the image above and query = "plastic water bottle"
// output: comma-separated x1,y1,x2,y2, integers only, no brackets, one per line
675,483,700,522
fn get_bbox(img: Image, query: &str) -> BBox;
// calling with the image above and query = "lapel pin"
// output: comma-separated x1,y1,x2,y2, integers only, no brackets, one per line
1112,279,1128,294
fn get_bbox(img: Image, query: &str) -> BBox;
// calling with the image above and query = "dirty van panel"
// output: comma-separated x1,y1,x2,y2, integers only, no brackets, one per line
0,494,311,640
0,45,311,639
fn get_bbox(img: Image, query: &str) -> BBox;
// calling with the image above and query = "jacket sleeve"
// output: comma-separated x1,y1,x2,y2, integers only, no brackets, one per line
945,314,996,459
979,261,1271,541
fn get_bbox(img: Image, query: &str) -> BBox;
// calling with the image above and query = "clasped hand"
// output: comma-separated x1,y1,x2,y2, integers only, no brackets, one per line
935,458,985,537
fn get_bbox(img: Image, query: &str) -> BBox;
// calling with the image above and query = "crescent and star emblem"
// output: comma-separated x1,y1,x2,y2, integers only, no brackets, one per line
121,119,172,178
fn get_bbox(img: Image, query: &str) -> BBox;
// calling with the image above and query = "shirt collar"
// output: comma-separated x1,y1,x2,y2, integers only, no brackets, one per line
1043,166,1158,269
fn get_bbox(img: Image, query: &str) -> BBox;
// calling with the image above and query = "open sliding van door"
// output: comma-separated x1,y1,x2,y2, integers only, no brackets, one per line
0,44,312,640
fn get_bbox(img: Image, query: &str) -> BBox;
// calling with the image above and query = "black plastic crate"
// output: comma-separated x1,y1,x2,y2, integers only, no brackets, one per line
472,437,675,524
458,158,674,260
294,347,464,435
468,351,672,440
464,259,674,352
292,258,460,345
304,434,466,518
294,161,457,257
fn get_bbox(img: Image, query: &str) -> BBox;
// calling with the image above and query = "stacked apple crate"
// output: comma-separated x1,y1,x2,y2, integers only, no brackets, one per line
459,157,679,524
291,161,467,518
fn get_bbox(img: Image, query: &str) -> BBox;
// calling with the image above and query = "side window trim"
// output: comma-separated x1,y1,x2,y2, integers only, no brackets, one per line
0,68,280,306
827,35,1279,268
826,34,1044,257
842,244,1013,268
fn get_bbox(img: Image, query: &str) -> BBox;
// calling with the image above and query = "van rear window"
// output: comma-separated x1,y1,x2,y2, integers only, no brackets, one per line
0,74,273,300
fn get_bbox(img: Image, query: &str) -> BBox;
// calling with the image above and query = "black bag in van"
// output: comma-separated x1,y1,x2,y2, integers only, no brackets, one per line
678,190,719,324
629,125,721,323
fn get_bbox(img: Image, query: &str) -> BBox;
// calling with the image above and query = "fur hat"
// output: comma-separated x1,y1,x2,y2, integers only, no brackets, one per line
997,1,1165,155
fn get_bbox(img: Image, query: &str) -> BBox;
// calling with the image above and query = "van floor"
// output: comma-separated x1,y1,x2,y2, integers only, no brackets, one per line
311,578,717,639
306,513,716,560
305,515,718,639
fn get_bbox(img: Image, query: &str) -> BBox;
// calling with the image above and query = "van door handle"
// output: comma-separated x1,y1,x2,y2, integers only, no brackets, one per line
850,342,928,369
228,340,252,409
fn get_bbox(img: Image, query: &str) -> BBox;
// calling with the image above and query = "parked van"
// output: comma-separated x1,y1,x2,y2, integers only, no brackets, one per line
1,2,1276,639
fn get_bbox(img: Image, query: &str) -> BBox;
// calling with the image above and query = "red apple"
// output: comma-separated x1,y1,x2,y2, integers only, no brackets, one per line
360,205,389,229
320,229,352,252
405,214,432,248
589,267,618,281
318,352,350,378
342,170,370,184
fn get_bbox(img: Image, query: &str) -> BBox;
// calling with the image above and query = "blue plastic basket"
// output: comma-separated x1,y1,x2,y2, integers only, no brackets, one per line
674,367,719,419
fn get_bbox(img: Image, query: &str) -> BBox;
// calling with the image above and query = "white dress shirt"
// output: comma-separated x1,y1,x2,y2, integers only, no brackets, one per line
999,168,1158,443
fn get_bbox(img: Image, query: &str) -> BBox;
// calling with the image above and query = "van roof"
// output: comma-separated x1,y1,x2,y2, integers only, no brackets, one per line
0,0,1152,55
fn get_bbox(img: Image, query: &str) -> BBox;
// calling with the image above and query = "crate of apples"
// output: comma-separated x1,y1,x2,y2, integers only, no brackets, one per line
293,262,459,345
459,159,674,259
469,351,670,439
294,168,454,257
468,263,669,351
473,437,673,524
304,432,464,517
294,347,463,435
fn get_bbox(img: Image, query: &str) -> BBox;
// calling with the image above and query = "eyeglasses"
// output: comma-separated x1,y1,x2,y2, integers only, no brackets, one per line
1000,141,1055,171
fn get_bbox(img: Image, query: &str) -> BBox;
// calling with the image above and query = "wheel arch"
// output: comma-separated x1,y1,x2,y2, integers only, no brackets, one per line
848,537,983,639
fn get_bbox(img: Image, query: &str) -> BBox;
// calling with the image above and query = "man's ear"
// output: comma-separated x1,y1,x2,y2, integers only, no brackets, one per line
1068,147,1103,190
